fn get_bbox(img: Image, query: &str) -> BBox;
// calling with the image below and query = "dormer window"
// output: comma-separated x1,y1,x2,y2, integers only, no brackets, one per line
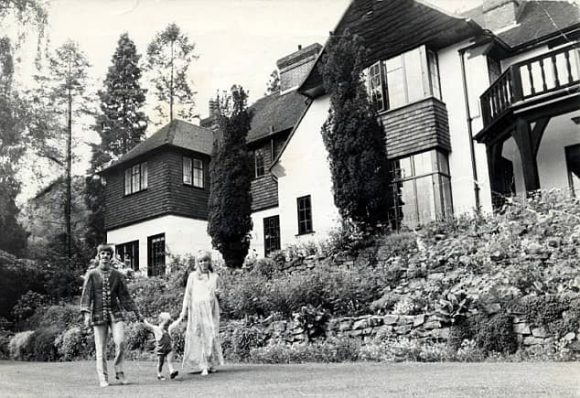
124,162,148,195
183,156,204,188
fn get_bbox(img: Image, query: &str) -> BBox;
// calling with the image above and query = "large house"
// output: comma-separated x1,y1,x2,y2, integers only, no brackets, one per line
271,0,579,247
102,0,579,273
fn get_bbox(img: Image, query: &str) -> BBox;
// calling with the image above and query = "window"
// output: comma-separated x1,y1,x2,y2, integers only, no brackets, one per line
124,162,148,195
566,144,580,196
255,150,265,178
297,195,313,235
389,150,452,230
183,157,204,188
364,46,441,111
116,241,139,271
263,215,281,256
367,61,387,111
147,234,165,277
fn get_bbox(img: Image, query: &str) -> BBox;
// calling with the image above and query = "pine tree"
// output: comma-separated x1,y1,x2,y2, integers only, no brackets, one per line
207,85,253,268
85,33,148,248
265,69,280,95
321,30,393,232
146,23,197,125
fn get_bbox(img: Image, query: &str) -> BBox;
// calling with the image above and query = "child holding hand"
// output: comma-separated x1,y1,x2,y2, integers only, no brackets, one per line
143,312,180,380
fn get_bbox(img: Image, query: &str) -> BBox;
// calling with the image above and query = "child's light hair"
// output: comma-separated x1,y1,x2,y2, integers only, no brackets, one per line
196,250,213,272
159,312,171,323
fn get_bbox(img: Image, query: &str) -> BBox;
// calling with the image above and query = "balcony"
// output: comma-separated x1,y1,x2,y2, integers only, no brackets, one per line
480,44,580,128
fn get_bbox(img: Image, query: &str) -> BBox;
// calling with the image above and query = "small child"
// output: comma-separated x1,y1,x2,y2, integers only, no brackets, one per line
144,312,180,380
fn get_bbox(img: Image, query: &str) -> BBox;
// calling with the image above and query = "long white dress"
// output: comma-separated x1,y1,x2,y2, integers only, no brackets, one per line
181,270,224,371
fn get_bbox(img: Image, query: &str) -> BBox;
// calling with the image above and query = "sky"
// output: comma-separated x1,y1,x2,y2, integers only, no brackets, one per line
16,0,485,201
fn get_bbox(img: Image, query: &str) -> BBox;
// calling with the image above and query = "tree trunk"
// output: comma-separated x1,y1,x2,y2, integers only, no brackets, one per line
65,86,72,265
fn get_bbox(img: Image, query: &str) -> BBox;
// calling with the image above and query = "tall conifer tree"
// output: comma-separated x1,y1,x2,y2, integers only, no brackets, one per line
85,33,147,248
321,30,393,232
207,86,253,268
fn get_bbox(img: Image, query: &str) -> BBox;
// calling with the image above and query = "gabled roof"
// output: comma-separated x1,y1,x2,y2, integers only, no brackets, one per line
247,90,309,143
101,119,213,173
300,0,482,98
461,1,580,49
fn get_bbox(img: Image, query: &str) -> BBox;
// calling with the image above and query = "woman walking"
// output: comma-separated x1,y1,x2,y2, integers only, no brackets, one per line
177,251,224,375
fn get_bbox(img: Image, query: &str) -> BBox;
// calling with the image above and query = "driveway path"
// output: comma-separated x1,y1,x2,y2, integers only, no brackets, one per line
0,360,579,397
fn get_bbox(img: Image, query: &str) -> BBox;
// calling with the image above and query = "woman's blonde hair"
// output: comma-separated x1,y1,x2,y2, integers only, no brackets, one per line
196,250,213,272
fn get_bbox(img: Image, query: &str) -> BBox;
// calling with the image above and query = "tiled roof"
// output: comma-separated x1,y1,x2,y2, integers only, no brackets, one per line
101,119,213,172
462,1,580,49
247,90,308,143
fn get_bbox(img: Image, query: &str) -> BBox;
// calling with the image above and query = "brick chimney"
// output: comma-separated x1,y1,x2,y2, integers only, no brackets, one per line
276,43,322,93
483,0,522,32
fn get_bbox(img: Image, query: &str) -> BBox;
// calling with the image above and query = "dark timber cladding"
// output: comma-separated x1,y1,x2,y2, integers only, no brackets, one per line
381,98,450,159
300,0,481,97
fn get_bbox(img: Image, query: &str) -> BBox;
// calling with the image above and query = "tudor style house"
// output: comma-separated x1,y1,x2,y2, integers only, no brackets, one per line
101,0,579,270
271,0,579,246
100,120,213,276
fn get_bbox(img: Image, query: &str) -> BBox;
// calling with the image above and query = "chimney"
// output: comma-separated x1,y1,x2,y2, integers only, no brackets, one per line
483,0,522,32
208,99,219,118
276,43,322,93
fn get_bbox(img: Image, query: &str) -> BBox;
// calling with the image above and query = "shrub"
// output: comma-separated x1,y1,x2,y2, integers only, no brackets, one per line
292,304,329,342
514,295,570,335
249,337,360,364
29,304,81,331
11,291,46,325
474,313,517,355
0,331,11,359
455,339,485,362
221,320,268,362
9,330,35,360
125,321,153,352
32,326,60,361
57,327,83,360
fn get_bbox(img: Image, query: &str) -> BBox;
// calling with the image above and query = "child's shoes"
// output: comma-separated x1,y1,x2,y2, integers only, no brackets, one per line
116,372,129,385
158,375,166,381
170,370,179,379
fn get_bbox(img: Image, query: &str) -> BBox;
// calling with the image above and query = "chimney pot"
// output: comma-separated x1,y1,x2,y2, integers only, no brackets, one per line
298,44,302,50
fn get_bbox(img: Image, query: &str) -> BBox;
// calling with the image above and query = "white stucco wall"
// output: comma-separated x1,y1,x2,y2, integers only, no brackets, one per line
438,41,493,216
503,110,580,195
249,207,280,257
273,95,341,247
106,215,211,273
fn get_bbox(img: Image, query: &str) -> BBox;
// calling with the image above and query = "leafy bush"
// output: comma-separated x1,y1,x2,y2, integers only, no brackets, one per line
513,295,570,335
125,321,153,352
129,277,183,319
9,330,35,360
28,304,81,331
292,305,329,342
0,331,11,359
474,313,517,355
11,291,46,325
221,319,268,362
249,337,360,363
32,326,60,361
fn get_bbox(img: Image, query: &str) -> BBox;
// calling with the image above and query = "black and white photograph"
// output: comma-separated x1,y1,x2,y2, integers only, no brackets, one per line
0,0,579,396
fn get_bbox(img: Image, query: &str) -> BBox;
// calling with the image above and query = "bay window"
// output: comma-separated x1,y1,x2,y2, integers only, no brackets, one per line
366,45,441,112
389,150,452,229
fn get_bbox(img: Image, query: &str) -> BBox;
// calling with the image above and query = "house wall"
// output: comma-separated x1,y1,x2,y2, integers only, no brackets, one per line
502,110,580,195
438,41,493,215
249,206,280,257
273,95,340,247
104,147,210,231
107,214,211,273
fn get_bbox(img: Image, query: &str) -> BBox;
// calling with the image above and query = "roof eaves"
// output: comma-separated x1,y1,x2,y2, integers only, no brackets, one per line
269,97,313,172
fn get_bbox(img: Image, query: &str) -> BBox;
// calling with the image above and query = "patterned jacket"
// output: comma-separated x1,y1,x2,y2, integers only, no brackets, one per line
80,267,139,326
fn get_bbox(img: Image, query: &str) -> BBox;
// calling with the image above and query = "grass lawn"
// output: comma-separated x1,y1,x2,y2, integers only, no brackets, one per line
0,360,579,397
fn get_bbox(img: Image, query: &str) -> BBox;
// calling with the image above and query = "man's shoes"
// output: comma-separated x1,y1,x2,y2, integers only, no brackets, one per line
170,370,179,379
201,368,208,376
116,372,129,385
99,381,109,388
208,367,216,374
157,375,166,381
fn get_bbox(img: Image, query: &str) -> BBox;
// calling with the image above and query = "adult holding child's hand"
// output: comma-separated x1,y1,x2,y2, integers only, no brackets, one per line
179,250,224,376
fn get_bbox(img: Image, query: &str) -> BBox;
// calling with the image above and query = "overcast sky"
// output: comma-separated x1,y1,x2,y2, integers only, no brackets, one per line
45,0,484,119
17,0,485,201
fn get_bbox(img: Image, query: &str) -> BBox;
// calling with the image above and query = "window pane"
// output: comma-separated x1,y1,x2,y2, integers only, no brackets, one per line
413,151,434,176
368,61,386,111
404,49,424,103
428,50,441,100
400,179,419,227
124,169,132,195
437,151,450,175
297,196,313,234
193,159,203,188
399,157,413,179
141,162,148,190
183,157,193,185
255,150,265,177
386,64,406,109
415,175,435,225
132,165,140,192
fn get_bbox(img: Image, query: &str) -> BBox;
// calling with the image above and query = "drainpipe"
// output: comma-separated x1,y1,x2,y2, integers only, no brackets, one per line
459,47,481,212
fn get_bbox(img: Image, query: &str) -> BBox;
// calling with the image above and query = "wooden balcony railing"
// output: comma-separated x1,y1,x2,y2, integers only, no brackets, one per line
481,44,580,126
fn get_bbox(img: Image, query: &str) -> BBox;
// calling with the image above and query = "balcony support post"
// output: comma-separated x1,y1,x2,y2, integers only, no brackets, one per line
512,118,540,194
486,140,507,209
